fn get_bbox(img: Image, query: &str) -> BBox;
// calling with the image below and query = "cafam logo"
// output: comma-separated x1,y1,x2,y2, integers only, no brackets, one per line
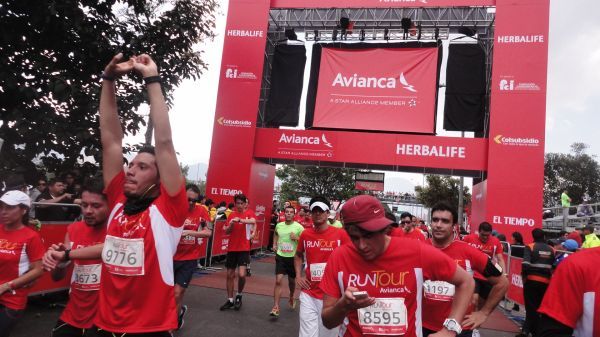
494,135,540,147
278,133,333,148
217,117,252,128
332,72,417,92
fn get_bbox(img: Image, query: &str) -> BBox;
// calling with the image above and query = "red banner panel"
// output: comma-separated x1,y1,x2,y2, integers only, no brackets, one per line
504,253,524,306
355,181,385,191
270,0,495,9
307,43,440,134
210,220,230,257
30,223,71,295
254,128,487,171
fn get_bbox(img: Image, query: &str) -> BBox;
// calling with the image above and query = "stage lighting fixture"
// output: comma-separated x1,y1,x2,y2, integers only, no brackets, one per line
384,28,389,40
435,27,439,40
359,29,365,41
458,26,476,37
314,30,319,41
332,28,338,41
284,28,297,40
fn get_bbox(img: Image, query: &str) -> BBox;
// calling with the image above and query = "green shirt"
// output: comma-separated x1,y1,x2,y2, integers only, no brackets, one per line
582,233,600,249
561,192,571,207
329,220,343,229
275,221,304,257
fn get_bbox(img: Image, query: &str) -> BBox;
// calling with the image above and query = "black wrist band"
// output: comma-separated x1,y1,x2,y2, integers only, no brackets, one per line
143,75,161,85
64,249,71,262
100,72,115,81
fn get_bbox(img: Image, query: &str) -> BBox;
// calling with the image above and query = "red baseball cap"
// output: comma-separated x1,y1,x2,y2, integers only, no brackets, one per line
340,195,393,232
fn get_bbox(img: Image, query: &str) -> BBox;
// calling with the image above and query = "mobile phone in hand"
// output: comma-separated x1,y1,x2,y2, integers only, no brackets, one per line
352,291,368,299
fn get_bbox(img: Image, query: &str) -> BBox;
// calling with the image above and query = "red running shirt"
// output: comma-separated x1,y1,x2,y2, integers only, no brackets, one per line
60,221,106,328
296,226,350,299
462,233,503,258
174,205,210,261
0,225,44,310
539,247,600,337
95,171,187,333
320,237,457,337
299,217,314,229
422,240,489,332
390,228,426,241
225,209,256,252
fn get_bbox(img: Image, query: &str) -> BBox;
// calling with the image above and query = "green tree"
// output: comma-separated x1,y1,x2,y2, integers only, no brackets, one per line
0,0,217,182
414,175,471,211
544,143,600,206
276,165,358,203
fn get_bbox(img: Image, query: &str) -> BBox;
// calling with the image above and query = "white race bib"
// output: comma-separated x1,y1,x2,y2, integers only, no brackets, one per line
423,280,455,302
102,235,144,276
72,263,101,291
309,262,326,282
358,298,408,335
279,242,295,253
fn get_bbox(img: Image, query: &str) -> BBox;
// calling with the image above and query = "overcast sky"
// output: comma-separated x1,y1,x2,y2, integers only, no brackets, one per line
126,0,600,192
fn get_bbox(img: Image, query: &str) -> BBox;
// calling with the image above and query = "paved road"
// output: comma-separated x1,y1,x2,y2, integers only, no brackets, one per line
11,256,517,337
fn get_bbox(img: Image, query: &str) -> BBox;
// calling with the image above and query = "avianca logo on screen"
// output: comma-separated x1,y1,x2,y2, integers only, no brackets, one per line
278,133,333,148
332,72,416,92
348,270,410,288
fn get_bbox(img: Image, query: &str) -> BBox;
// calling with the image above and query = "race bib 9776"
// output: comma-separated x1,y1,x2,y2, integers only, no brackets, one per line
102,235,144,276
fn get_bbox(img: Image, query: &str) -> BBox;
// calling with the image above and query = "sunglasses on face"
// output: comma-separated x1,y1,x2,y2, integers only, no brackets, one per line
431,217,452,225
400,220,411,225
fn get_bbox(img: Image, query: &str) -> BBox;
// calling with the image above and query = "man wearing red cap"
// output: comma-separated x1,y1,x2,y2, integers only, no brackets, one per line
321,195,474,337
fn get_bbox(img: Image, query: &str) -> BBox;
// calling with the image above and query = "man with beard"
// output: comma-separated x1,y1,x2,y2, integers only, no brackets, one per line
43,53,187,336
422,202,507,337
47,180,109,337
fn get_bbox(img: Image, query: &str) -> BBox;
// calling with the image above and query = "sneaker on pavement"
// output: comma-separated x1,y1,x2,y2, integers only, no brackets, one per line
288,297,297,310
234,294,243,310
220,300,234,311
177,304,188,330
269,306,280,317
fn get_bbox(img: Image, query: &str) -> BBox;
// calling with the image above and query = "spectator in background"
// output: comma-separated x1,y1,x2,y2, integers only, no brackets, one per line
205,199,216,222
576,200,593,217
566,227,583,247
28,177,47,218
62,171,78,196
519,228,555,337
35,178,75,221
561,190,571,228
553,239,578,267
226,202,234,218
581,224,600,249
510,232,525,258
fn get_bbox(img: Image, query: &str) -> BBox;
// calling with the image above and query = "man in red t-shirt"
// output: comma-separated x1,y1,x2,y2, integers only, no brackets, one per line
538,247,600,337
43,54,187,336
220,193,256,311
173,184,212,329
298,207,314,229
423,202,507,337
462,222,506,309
48,181,109,337
390,212,426,241
321,195,474,337
294,196,349,337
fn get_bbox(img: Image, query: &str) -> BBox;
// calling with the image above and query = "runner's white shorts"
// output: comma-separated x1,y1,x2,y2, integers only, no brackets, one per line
299,292,340,337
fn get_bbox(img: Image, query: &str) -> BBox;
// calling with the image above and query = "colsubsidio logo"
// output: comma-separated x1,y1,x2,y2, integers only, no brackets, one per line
332,72,417,92
494,135,540,146
217,117,252,128
278,133,333,148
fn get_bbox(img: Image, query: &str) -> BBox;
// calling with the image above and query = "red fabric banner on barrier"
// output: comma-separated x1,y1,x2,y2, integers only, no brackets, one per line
254,128,487,171
210,220,230,257
504,253,524,306
313,47,438,133
29,223,71,295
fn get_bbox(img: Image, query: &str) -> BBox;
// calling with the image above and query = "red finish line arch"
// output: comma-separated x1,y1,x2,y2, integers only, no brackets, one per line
205,0,549,243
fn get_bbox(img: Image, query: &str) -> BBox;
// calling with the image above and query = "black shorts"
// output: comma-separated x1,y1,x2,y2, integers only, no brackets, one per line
52,320,97,337
174,260,197,288
275,255,296,278
95,330,171,337
474,278,492,299
226,251,250,269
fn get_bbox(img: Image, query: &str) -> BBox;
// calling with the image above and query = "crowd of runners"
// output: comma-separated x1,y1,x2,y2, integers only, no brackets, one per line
1,53,599,337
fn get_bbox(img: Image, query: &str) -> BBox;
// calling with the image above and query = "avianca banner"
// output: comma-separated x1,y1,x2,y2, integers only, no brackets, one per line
270,0,495,9
253,128,487,171
310,43,440,134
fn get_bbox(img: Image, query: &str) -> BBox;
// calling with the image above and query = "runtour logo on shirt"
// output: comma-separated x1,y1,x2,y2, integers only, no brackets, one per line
348,271,410,288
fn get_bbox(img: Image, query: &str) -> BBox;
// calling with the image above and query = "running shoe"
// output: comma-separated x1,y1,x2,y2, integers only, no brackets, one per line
234,294,243,310
219,300,234,311
177,305,188,330
269,306,280,317
288,297,297,310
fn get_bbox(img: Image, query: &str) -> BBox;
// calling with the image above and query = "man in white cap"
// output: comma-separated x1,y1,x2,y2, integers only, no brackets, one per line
320,194,474,337
327,210,342,229
295,196,349,337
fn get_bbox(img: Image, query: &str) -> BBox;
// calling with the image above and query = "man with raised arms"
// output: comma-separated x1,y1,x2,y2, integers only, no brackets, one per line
422,202,508,337
295,196,349,337
320,195,474,337
44,53,187,336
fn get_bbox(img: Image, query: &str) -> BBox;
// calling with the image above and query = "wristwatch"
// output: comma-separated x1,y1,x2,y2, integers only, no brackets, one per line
443,318,462,335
